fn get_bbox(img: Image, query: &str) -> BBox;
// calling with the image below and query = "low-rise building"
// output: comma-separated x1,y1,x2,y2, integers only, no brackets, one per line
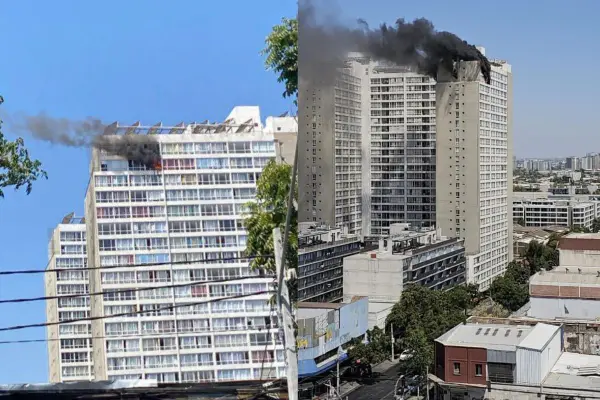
298,223,362,303
529,266,600,320
558,232,600,267
343,224,466,329
296,297,368,378
513,197,600,229
431,321,600,399
512,225,568,261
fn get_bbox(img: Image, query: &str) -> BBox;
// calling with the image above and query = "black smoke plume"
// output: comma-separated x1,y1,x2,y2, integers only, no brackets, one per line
3,113,161,168
299,1,491,86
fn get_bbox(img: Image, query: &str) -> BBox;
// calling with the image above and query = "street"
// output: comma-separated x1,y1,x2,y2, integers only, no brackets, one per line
346,362,404,400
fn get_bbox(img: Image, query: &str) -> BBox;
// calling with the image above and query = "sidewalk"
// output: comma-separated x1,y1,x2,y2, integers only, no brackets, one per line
372,358,399,374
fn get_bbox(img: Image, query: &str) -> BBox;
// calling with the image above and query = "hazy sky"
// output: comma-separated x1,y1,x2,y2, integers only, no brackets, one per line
0,0,294,383
335,0,598,159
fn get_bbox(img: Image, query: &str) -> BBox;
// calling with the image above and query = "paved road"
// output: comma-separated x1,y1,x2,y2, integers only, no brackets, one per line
346,362,404,400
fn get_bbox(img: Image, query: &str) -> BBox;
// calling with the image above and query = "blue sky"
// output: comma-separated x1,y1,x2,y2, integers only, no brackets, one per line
0,0,295,383
340,0,600,158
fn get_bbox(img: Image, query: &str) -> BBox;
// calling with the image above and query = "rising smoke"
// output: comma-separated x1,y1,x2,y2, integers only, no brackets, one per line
298,0,491,87
3,112,161,168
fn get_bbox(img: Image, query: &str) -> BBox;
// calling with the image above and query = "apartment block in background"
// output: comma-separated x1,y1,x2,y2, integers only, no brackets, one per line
298,59,366,236
513,197,600,230
265,113,297,166
435,48,513,291
45,214,93,382
298,223,362,303
83,106,286,383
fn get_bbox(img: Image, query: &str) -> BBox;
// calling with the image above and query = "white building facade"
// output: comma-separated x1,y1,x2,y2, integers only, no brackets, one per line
436,49,513,291
45,216,94,382
368,66,437,236
83,107,286,383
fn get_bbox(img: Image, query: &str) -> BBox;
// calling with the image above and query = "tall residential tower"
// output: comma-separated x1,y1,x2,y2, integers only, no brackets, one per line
45,215,93,382
435,49,513,290
80,107,287,382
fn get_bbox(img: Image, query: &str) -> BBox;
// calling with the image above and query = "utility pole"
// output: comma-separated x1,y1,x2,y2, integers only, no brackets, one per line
426,365,430,400
273,142,298,400
390,322,395,360
336,346,341,395
274,228,298,400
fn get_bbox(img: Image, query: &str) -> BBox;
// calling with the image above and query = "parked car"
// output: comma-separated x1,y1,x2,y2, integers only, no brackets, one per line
399,350,413,361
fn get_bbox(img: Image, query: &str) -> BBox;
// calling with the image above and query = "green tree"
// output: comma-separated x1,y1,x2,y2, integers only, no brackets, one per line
592,218,600,233
504,261,530,285
521,240,558,274
403,327,434,376
262,17,298,102
244,160,298,273
386,285,465,344
347,326,390,364
490,273,529,312
0,96,47,197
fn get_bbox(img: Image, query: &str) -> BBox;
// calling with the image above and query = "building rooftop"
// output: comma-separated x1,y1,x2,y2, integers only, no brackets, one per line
559,233,600,251
530,266,600,286
543,352,600,391
436,322,558,351
298,296,367,311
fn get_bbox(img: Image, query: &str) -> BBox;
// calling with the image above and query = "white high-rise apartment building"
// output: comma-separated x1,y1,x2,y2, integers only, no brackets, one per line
78,106,286,383
299,61,365,236
436,48,513,291
45,215,94,382
368,63,436,236
299,56,438,237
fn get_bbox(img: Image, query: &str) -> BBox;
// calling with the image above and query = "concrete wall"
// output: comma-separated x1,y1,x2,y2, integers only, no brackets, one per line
559,248,600,267
530,296,600,320
342,256,403,303
86,148,107,380
45,227,60,383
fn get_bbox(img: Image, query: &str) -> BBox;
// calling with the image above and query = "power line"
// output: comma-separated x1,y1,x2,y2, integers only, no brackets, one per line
0,323,282,345
0,291,273,333
0,254,274,276
0,274,275,305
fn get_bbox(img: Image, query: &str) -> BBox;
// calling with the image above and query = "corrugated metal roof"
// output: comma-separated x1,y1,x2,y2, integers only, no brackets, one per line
517,323,560,350
436,323,533,350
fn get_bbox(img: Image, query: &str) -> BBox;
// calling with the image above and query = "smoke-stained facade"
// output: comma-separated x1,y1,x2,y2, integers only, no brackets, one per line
298,61,366,236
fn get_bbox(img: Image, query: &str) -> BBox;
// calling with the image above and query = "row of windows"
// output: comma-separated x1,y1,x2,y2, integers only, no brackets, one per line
98,235,246,251
100,267,258,285
96,189,255,212
104,316,275,336
160,141,274,155
103,299,270,317
101,157,272,172
102,282,269,302
98,250,248,267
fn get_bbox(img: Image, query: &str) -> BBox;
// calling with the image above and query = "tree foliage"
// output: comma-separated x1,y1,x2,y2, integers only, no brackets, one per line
262,18,298,102
244,159,297,273
0,96,47,197
490,261,530,312
383,284,473,374
348,326,390,365
521,239,558,275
